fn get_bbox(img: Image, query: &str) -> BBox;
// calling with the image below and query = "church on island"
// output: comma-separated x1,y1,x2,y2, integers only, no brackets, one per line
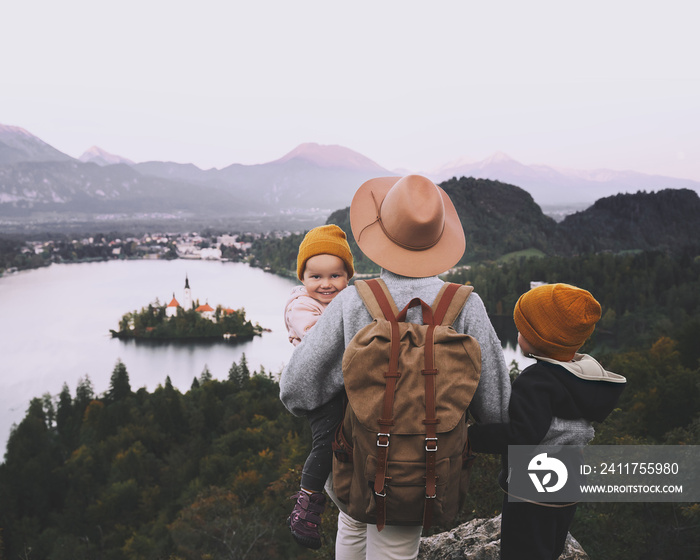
111,275,262,341
165,276,230,323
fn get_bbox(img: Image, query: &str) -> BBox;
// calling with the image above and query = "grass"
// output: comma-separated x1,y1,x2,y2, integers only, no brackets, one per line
496,248,547,263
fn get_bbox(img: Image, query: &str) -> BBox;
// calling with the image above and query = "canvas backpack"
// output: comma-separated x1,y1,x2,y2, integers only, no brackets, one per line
332,278,481,531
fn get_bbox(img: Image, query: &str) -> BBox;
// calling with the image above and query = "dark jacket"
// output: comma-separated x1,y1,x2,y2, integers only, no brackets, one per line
469,353,626,455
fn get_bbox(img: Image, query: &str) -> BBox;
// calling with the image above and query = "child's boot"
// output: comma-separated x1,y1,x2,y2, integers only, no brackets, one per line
287,490,326,549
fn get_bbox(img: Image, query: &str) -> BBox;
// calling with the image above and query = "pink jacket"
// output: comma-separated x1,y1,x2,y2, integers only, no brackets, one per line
284,286,328,346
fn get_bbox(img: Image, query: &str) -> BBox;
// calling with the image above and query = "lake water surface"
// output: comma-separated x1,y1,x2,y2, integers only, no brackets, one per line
0,259,526,454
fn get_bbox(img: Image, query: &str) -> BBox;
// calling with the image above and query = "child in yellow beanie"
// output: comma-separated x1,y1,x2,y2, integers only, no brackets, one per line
468,283,626,560
284,224,354,549
284,224,354,346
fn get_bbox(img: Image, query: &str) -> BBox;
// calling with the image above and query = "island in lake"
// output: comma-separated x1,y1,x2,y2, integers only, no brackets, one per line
110,275,263,341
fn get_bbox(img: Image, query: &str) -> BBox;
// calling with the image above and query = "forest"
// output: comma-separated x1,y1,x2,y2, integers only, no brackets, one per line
1,248,699,559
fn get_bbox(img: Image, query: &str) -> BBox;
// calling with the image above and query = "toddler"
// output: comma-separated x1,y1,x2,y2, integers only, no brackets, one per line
468,283,626,560
284,224,354,549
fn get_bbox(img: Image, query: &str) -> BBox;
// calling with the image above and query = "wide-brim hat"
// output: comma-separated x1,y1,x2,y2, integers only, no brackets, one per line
349,175,465,277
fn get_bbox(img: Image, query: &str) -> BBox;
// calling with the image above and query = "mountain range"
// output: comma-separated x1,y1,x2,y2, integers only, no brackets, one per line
2,123,699,226
429,152,700,207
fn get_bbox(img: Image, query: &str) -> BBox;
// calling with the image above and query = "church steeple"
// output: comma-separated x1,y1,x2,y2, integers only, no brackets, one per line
183,274,192,310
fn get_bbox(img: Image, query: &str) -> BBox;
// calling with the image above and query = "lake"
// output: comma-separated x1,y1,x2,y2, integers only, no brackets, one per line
0,259,526,454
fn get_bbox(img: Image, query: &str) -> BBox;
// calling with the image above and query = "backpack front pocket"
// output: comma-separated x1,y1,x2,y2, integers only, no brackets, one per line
359,453,452,525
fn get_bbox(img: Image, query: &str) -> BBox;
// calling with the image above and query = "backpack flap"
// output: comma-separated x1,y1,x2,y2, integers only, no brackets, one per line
344,280,481,435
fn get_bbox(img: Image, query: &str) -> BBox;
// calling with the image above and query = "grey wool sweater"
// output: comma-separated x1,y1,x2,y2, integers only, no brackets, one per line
279,271,512,426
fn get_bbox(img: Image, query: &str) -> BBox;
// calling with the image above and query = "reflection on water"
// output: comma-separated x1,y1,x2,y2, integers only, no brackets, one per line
117,337,255,349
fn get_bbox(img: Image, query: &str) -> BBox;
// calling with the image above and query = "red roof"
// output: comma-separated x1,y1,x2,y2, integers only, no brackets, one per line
196,303,215,313
167,297,180,308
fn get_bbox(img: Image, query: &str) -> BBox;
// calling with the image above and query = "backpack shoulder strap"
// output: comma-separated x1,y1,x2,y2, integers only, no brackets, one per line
432,283,473,326
355,278,399,320
355,277,402,531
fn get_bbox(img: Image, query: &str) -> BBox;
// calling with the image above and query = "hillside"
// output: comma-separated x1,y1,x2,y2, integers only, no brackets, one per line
324,177,558,270
0,161,244,217
555,188,700,255
277,179,700,277
440,176,558,261
0,124,72,164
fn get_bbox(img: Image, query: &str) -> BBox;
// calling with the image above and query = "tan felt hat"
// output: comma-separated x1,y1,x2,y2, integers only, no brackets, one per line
349,175,465,278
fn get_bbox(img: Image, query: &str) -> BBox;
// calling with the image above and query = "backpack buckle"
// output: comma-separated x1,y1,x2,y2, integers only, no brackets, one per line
377,433,390,447
425,437,438,452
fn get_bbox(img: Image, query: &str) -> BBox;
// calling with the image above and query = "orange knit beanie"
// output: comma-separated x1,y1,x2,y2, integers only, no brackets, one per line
297,225,355,281
513,283,601,361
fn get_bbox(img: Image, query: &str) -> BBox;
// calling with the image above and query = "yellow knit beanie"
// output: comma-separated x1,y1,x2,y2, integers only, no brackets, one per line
513,283,601,361
297,225,355,281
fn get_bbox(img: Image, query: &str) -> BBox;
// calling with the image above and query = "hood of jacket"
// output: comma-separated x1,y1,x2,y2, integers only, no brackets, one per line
533,353,626,384
532,353,626,423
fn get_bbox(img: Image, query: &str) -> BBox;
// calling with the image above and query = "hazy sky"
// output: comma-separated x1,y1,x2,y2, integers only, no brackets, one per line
2,1,698,180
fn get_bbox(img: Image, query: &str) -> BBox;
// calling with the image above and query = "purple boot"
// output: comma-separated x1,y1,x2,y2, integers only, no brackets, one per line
287,490,326,549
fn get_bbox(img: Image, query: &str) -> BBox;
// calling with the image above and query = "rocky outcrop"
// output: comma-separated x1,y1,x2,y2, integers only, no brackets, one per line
418,515,589,560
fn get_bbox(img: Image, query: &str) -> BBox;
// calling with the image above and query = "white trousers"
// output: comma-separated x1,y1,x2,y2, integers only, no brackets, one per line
335,510,422,560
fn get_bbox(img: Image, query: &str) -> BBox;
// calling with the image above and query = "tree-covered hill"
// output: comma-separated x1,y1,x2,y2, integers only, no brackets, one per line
251,178,700,276
444,250,700,358
440,176,558,262
0,358,318,559
324,177,558,269
555,188,700,255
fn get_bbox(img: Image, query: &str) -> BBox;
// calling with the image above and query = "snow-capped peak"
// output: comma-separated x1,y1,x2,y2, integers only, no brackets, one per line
79,146,133,166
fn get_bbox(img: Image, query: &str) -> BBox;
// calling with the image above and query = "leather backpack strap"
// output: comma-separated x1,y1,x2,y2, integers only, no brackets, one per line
363,278,402,531
433,283,473,326
356,278,399,320
421,316,439,530
355,280,383,320
422,283,471,529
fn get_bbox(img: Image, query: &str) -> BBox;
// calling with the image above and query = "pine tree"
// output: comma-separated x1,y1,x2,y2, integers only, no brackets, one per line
200,364,213,383
108,359,132,402
55,382,75,449
239,353,250,380
228,355,251,388
74,375,95,423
